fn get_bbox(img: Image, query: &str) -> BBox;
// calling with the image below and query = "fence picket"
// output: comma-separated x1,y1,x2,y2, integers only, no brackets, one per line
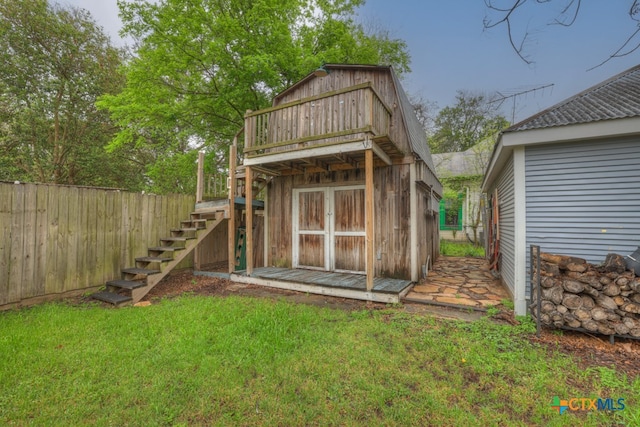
0,185,13,305
0,183,195,308
9,184,25,303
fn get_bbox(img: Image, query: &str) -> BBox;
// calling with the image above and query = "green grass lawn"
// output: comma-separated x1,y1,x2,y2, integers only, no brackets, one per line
1,296,638,426
441,239,486,257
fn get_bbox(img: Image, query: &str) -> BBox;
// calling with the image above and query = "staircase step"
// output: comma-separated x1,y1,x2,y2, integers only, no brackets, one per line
191,211,221,220
170,229,197,238
107,279,146,290
148,246,185,252
160,236,193,242
172,227,198,233
181,219,207,229
180,219,207,228
122,267,161,276
136,256,173,263
92,291,132,306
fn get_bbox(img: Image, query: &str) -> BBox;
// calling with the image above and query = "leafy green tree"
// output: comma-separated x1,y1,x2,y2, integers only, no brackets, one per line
98,0,410,194
428,91,509,154
0,0,143,188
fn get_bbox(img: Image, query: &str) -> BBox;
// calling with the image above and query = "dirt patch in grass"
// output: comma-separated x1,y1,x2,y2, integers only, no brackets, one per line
143,269,377,312
530,327,640,380
110,269,640,380
484,305,640,380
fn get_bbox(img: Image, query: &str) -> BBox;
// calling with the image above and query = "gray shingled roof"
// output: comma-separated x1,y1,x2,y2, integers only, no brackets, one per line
507,64,640,132
433,143,491,177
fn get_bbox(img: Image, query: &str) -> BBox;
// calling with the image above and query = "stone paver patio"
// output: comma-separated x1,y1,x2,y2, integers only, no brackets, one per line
403,256,510,310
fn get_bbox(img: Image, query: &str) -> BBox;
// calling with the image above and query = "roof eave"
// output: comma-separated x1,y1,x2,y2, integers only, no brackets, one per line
482,116,640,191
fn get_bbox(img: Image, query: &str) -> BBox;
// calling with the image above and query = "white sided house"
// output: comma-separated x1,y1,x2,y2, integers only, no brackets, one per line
482,64,640,315
433,140,492,244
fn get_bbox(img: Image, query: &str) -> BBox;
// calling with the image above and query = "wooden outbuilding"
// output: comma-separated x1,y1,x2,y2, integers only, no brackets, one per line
228,64,442,302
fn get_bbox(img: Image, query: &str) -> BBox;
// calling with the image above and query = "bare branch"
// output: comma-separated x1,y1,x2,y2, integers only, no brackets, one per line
552,0,580,26
485,0,639,69
484,0,533,64
483,0,527,28
588,26,640,71
631,0,640,21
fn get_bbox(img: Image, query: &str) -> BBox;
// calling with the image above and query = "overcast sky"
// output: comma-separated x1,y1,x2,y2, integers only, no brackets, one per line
62,0,640,124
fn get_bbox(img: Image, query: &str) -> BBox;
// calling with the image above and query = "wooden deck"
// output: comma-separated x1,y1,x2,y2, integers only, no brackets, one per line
230,267,413,303
195,197,264,213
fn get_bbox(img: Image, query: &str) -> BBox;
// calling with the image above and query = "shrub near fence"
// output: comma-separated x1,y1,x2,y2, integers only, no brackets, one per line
0,182,195,308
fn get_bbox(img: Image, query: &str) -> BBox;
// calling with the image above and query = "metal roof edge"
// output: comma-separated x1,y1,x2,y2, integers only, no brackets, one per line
506,63,640,132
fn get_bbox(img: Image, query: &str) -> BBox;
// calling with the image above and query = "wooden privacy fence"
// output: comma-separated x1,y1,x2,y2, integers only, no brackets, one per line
0,182,195,307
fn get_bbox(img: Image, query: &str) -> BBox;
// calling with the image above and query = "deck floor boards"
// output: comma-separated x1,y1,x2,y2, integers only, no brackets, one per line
246,267,411,295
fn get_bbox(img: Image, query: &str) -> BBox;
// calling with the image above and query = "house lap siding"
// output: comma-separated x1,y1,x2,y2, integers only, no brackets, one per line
525,137,640,266
492,155,517,297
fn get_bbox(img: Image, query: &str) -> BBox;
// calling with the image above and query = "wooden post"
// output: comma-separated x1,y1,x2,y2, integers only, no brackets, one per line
195,151,205,271
263,182,269,267
228,143,237,274
196,151,204,203
365,148,374,291
409,162,418,282
245,165,253,276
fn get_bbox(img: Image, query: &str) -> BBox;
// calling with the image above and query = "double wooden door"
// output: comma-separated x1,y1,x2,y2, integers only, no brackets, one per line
293,186,366,273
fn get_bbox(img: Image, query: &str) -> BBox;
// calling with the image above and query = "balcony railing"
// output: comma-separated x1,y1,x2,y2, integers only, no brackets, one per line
244,82,392,158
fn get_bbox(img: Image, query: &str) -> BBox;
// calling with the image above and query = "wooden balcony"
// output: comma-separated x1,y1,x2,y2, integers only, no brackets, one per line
243,82,401,172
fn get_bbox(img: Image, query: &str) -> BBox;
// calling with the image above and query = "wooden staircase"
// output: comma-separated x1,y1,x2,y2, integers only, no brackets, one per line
92,208,226,306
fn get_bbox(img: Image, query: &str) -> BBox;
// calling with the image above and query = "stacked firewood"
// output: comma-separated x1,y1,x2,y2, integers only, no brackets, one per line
532,252,640,337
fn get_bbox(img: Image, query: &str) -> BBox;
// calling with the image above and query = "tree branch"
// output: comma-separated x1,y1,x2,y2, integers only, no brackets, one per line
485,0,639,69
588,25,640,71
551,0,580,26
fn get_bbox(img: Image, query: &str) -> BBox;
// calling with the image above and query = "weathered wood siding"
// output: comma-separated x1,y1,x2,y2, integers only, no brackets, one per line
252,214,265,268
296,190,326,269
266,165,415,279
273,69,412,156
198,218,228,268
266,174,294,268
417,188,439,274
334,188,366,272
246,83,390,156
0,182,194,307
374,165,412,278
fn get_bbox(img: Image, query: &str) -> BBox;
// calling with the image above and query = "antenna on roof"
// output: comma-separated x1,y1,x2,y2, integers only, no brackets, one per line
489,83,554,123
